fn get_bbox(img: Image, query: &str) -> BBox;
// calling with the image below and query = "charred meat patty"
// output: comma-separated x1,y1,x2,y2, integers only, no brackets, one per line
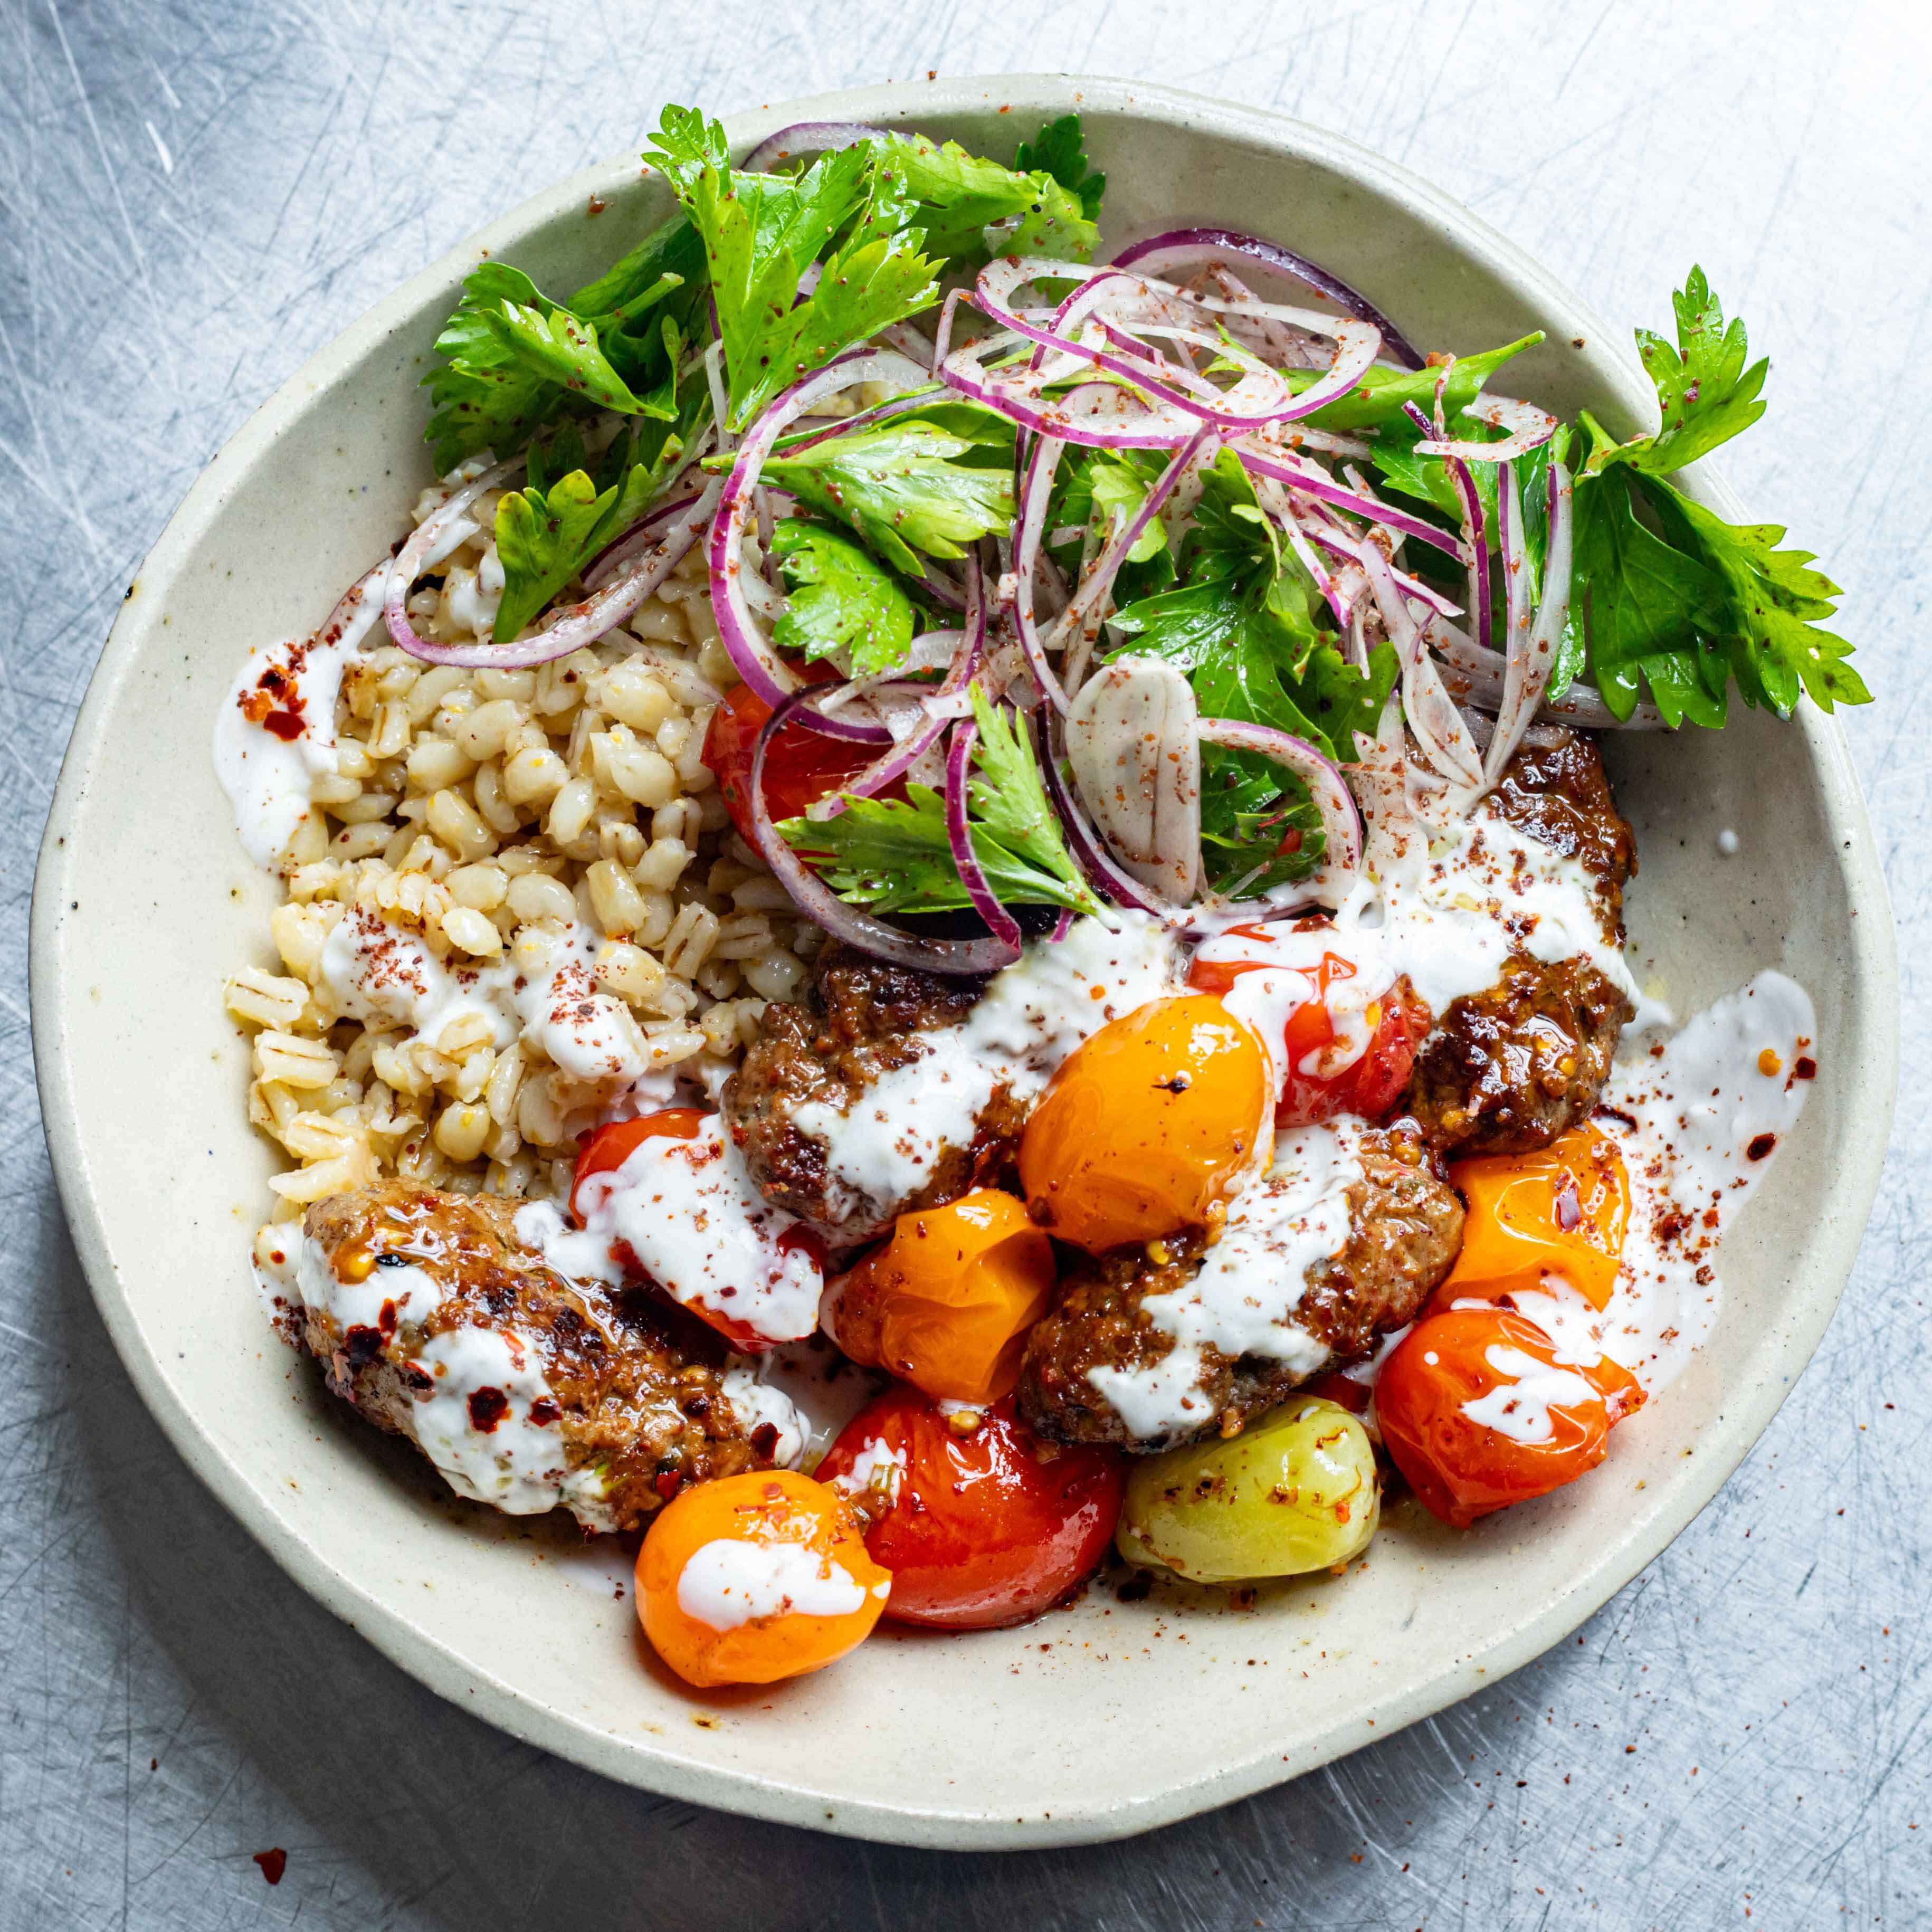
1019,1128,1463,1450
301,1182,782,1531
1404,729,1638,1156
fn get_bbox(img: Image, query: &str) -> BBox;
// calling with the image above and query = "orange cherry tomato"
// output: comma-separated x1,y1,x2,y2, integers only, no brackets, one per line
817,1391,1125,1629
703,674,894,843
636,1470,890,1688
1375,1308,1647,1529
1187,939,1430,1126
1019,994,1272,1254
823,1189,1056,1405
1439,1127,1631,1312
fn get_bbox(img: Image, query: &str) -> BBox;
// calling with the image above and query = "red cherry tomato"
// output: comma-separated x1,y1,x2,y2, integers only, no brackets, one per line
703,674,889,843
1187,937,1430,1126
569,1109,823,1351
817,1391,1125,1630
1375,1308,1645,1529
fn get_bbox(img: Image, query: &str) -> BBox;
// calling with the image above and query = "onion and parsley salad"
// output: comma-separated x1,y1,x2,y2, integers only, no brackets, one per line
396,104,1862,977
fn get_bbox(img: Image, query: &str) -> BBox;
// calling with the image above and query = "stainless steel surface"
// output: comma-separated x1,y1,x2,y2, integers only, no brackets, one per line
2,2,1923,1925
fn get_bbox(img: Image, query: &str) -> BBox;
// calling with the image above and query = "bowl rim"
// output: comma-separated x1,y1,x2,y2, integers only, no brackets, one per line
29,71,1900,1849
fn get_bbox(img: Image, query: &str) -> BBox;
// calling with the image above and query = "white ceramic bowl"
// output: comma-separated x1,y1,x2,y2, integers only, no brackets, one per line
31,74,1897,1848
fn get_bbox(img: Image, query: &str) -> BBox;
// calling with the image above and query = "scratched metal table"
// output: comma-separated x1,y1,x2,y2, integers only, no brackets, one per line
3,3,1925,1926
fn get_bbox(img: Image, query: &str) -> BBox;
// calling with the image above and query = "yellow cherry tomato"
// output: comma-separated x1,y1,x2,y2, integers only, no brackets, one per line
824,1188,1057,1405
637,1471,890,1689
1441,1126,1630,1312
1019,994,1272,1255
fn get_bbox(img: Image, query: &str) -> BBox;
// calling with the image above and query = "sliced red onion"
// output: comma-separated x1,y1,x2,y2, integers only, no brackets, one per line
1236,444,1466,561
709,347,932,709
770,380,941,459
944,714,1024,953
1008,432,1072,713
384,454,524,662
1483,460,1535,786
778,682,893,747
811,555,988,821
1486,458,1579,778
1055,427,1218,695
1423,615,1654,729
582,488,702,589
747,686,1016,977
741,121,889,174
1195,716,1363,887
1109,227,1426,369
940,331,1198,450
1402,399,1494,663
1040,720,1184,920
1065,657,1203,902
1359,541,1483,794
1415,394,1559,464
1301,520,1461,619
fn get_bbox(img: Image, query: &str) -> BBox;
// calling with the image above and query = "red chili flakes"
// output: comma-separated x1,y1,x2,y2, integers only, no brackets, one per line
528,1396,561,1426
1746,1133,1777,1161
253,1849,288,1885
467,1386,510,1432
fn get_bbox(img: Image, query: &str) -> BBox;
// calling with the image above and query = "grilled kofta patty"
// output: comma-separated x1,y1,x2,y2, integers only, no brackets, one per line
1404,730,1638,1156
721,943,1027,1245
1018,1128,1463,1450
301,1182,781,1530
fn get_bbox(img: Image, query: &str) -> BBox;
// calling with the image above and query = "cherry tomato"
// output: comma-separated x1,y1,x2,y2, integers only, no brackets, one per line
1440,1126,1631,1312
818,1391,1125,1630
571,1108,707,1221
1375,1308,1646,1529
823,1189,1057,1405
636,1470,890,1687
1019,993,1272,1254
703,674,889,843
1187,938,1430,1126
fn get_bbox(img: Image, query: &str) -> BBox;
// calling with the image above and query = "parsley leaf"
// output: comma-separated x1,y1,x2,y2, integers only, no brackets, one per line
1580,268,1767,478
1086,454,1169,563
1014,114,1106,223
768,518,917,674
1288,334,1541,433
424,235,697,469
778,687,1101,916
757,417,1015,575
884,130,1098,264
646,107,941,429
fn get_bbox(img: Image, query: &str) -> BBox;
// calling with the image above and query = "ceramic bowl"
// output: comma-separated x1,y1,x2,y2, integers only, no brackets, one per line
30,73,1897,1848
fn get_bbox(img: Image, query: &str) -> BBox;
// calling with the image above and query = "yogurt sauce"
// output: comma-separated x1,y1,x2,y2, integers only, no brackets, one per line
319,910,654,1095
1452,971,1818,1396
675,1536,884,1631
789,912,1183,1233
1086,1119,1366,1442
518,1116,823,1346
212,564,389,869
290,1229,617,1529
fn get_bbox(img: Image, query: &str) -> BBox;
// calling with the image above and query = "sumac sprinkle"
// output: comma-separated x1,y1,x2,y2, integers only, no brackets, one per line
750,1421,781,1460
528,1397,561,1426
1746,1132,1776,1161
1793,1057,1817,1081
468,1386,510,1432
253,1850,287,1886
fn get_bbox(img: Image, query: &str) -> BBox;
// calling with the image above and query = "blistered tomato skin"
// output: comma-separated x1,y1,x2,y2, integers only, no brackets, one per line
818,1392,1125,1630
1376,1308,1645,1530
1019,994,1272,1254
1440,1127,1631,1311
704,675,905,843
636,1470,890,1688
823,1190,1056,1404
1113,1397,1381,1584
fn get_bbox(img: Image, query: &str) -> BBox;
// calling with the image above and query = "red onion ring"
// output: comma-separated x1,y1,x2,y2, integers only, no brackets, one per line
1402,399,1494,662
1194,716,1364,883
1109,227,1426,370
747,686,1017,977
383,454,524,663
944,713,1023,953
708,347,933,709
1236,446,1466,562
1009,432,1072,713
740,121,889,174
1416,394,1559,464
1040,719,1185,920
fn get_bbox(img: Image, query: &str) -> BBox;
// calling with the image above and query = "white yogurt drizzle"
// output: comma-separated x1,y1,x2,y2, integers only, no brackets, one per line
789,912,1183,1234
290,1229,617,1530
212,564,389,869
1459,1344,1597,1443
675,1537,882,1632
825,1438,908,1508
1467,970,1817,1397
522,1115,823,1346
1085,1119,1366,1442
1194,794,1647,1093
319,911,654,1099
